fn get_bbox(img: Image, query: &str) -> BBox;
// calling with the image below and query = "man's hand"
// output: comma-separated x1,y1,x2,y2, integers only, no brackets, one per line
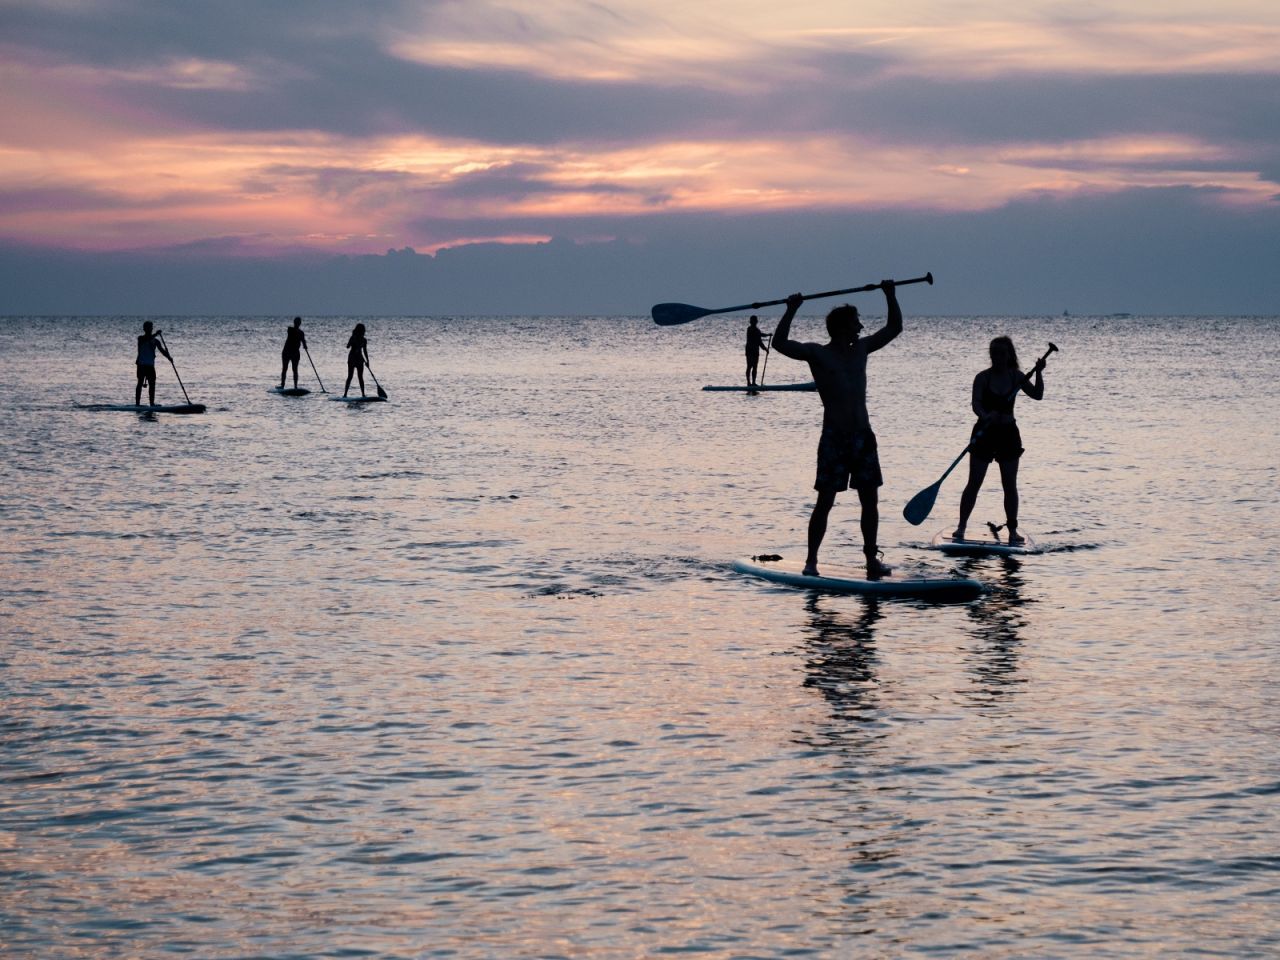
880,279,896,293
786,292,804,310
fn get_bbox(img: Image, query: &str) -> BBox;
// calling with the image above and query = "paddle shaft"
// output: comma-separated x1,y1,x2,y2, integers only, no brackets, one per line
304,344,327,392
653,272,933,325
759,332,773,388
364,356,388,399
158,333,194,405
721,273,932,317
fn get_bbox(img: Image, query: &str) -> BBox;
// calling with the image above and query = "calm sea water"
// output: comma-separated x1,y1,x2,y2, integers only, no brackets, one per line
1,313,1277,958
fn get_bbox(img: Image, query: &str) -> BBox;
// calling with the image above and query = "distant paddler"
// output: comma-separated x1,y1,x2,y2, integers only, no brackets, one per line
279,316,308,390
135,320,172,406
952,336,1046,546
745,316,771,387
771,281,904,580
344,322,370,398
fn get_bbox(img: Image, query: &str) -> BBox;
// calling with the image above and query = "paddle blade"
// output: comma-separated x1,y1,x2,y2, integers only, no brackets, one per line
652,302,714,326
902,482,941,526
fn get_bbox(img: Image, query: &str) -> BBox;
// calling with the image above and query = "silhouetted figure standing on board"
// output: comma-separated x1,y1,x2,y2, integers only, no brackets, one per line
135,320,171,406
952,336,1045,545
772,281,902,580
745,315,770,386
344,323,369,397
280,317,307,389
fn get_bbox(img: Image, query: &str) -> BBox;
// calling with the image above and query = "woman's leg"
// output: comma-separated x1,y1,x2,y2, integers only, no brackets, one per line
998,457,1021,541
345,364,354,396
954,455,990,538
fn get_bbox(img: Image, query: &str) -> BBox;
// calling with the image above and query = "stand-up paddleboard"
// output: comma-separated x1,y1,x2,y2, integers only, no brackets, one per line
76,402,206,414
702,382,817,392
732,555,983,601
269,386,311,397
329,395,387,404
929,530,1037,556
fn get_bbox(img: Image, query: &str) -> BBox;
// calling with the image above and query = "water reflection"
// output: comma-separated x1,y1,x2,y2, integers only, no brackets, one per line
957,555,1032,705
799,596,884,732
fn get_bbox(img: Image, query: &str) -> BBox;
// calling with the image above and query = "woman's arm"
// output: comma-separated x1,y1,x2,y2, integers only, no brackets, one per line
1022,363,1045,401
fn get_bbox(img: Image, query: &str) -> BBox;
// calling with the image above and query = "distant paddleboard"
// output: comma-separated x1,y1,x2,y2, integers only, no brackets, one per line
76,402,206,415
732,555,983,601
702,382,816,392
929,530,1037,556
269,386,311,397
329,395,387,404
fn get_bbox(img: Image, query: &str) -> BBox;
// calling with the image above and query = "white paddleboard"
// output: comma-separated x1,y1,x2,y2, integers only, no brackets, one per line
76,402,206,414
329,395,387,404
269,386,311,397
702,382,817,392
732,556,983,601
929,530,1037,556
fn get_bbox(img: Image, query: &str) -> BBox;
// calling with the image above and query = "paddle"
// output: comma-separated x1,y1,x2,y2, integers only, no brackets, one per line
304,343,327,393
364,357,388,399
157,332,196,406
756,332,773,391
902,343,1058,526
652,272,933,326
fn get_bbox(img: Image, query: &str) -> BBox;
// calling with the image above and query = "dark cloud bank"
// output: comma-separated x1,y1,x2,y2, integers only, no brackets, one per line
4,187,1278,316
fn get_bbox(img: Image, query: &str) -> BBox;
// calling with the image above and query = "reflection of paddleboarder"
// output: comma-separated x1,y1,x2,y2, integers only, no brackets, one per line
135,320,171,406
280,317,308,389
952,336,1045,545
745,316,770,386
772,281,902,580
343,323,369,398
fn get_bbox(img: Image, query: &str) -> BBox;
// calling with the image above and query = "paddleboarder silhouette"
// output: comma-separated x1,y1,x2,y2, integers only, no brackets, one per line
135,320,171,406
952,336,1045,545
745,315,770,386
344,322,369,398
771,281,902,580
280,317,308,389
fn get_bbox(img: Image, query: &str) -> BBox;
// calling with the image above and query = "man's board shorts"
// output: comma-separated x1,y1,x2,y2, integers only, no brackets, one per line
282,347,300,361
969,420,1023,464
136,363,157,382
815,426,883,492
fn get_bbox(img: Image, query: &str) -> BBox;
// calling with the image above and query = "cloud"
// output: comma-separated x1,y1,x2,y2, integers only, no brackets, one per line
4,186,1279,316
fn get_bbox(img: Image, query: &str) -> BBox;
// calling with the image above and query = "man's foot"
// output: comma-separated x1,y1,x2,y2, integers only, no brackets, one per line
951,527,967,542
802,563,820,577
1007,531,1025,546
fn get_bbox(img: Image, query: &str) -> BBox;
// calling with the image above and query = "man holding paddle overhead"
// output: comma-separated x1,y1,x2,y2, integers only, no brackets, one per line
772,281,901,580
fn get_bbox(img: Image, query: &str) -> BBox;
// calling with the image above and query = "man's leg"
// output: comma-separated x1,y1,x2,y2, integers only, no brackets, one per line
857,485,891,579
998,458,1021,542
147,371,156,405
136,369,143,406
291,356,300,388
280,356,288,389
804,489,837,576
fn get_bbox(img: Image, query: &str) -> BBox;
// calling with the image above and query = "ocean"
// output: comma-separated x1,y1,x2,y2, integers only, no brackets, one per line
2,312,1277,958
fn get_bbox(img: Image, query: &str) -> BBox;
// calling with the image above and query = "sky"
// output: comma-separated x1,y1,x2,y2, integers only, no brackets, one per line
1,0,1279,315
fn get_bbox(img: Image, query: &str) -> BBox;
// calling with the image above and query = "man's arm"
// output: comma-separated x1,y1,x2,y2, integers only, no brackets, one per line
860,280,902,353
769,294,811,361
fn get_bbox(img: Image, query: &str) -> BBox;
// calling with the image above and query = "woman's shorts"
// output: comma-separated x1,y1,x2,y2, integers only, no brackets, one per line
970,421,1023,464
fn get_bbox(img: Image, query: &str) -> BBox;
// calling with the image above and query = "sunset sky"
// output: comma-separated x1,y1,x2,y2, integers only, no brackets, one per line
2,0,1278,314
